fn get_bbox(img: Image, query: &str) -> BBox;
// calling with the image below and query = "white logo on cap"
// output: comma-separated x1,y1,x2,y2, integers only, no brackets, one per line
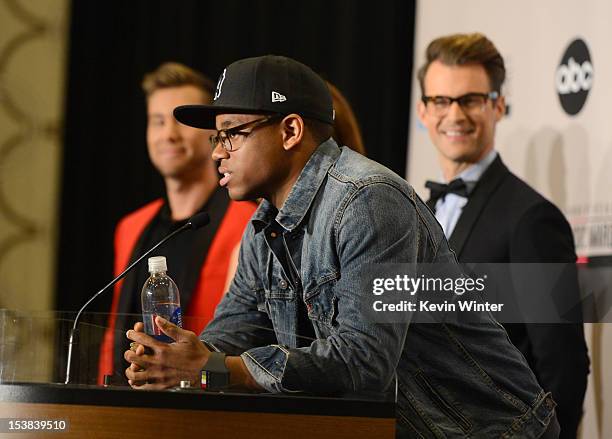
271,91,286,103
214,69,226,101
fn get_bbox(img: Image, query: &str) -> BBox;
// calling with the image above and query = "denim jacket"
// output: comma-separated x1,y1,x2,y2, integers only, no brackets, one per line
202,139,556,438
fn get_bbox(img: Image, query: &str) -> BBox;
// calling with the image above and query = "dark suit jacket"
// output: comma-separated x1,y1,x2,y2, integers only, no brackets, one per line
427,155,589,439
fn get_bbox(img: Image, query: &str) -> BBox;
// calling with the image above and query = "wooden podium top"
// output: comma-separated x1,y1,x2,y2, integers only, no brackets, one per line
0,382,396,438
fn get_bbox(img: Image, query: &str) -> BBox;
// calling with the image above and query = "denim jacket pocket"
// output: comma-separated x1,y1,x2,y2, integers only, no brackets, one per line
256,285,294,314
304,277,338,327
265,287,295,301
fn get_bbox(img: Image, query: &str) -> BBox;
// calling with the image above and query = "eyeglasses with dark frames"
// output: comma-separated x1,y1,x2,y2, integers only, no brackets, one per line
209,115,283,152
421,91,499,117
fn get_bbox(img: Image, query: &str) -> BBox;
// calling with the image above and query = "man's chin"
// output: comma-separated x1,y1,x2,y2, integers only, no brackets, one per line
156,165,189,180
438,144,481,162
226,187,245,201
226,187,259,203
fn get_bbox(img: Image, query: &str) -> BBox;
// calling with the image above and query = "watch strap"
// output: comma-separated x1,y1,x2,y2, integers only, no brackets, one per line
201,352,230,391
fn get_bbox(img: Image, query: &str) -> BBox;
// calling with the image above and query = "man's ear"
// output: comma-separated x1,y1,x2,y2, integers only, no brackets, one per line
280,114,304,151
417,100,428,126
494,95,506,122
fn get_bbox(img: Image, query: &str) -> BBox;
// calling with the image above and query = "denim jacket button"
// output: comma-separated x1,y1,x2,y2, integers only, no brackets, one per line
279,279,288,289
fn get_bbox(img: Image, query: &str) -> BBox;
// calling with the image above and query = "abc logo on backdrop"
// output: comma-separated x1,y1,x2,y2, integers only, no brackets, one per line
556,38,593,116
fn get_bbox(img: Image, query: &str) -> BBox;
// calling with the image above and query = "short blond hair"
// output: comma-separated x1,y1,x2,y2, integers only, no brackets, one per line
142,62,215,103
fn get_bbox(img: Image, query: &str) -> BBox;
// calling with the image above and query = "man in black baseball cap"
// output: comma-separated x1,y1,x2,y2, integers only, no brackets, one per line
125,55,559,438
174,55,334,129
172,55,335,204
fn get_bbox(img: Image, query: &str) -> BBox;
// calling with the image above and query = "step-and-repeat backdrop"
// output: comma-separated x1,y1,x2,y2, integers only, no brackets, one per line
407,1,611,437
407,0,611,259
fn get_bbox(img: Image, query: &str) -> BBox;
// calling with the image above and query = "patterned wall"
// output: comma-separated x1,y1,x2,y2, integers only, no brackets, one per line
0,0,67,310
0,0,68,382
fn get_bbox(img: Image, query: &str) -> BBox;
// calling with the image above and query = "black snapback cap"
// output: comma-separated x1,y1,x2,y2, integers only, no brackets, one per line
174,55,334,129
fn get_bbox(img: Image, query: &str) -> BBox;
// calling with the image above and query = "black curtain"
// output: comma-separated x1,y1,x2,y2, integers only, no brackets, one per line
56,0,416,312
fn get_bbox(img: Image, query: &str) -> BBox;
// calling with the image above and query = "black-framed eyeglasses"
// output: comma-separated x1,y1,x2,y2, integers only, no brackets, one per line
209,114,283,152
421,91,499,117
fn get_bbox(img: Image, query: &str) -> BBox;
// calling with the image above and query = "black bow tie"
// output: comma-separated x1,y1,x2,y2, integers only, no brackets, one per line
425,178,469,204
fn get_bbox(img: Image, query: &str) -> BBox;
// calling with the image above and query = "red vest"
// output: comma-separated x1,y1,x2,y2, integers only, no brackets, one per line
97,199,256,383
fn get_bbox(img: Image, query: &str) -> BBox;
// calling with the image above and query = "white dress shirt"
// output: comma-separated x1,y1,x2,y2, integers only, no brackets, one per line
434,149,498,238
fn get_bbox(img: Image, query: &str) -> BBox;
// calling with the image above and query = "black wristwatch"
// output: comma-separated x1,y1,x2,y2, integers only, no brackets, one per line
201,352,230,391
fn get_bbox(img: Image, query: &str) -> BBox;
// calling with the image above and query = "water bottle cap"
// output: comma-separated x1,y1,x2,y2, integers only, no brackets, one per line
148,256,167,273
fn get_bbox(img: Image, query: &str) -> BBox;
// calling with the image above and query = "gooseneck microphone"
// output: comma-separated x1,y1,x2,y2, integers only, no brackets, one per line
64,212,210,384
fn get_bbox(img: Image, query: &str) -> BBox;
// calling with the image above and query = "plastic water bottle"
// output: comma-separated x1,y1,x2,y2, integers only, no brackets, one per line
141,256,182,342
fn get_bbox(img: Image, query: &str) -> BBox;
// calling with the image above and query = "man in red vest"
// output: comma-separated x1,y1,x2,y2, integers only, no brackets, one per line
98,62,256,385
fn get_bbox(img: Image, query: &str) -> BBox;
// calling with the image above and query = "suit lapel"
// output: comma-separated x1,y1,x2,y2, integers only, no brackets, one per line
449,155,509,257
425,197,437,212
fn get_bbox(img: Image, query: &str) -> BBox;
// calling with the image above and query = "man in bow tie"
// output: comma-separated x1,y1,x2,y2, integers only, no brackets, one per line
417,33,589,439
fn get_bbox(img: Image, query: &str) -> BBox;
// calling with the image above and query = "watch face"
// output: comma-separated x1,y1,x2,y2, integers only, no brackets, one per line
201,370,229,391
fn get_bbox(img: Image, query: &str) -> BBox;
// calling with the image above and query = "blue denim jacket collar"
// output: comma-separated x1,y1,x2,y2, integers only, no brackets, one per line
252,137,340,233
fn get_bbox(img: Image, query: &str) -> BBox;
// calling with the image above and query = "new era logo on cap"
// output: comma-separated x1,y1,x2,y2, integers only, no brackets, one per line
271,91,286,102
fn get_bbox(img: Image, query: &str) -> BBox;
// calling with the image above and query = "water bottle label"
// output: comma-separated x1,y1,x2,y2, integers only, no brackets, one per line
147,307,182,340
170,307,183,328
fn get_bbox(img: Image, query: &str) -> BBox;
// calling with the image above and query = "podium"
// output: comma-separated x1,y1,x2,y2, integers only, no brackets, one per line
0,310,395,437
0,382,396,438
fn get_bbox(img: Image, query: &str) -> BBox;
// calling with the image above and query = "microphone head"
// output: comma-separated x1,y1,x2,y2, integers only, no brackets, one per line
187,212,210,230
